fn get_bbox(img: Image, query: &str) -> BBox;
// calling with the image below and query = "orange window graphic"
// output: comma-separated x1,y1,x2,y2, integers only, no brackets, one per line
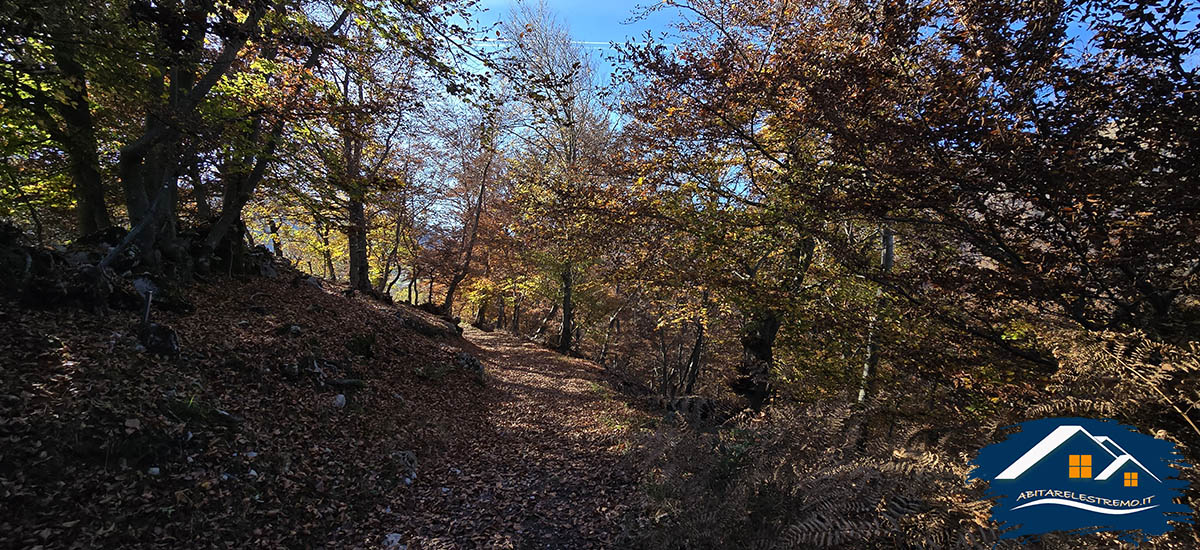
1069,455,1092,478
1125,472,1138,487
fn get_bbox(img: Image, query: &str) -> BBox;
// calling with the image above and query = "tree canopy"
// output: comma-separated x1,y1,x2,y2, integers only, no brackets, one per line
2,0,1199,546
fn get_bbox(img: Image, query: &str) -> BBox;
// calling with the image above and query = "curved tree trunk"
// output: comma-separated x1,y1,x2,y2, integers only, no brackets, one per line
533,302,558,338
598,306,622,365
377,220,403,292
201,8,350,258
385,267,403,295
441,168,489,313
473,296,490,327
728,239,815,411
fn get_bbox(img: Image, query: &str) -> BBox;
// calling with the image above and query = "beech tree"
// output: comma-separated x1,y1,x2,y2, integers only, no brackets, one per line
617,1,833,409
294,22,422,291
2,0,487,280
501,1,615,354
0,0,118,236
617,0,1199,409
440,104,503,313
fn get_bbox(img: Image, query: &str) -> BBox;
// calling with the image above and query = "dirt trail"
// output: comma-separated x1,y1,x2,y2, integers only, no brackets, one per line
390,327,642,550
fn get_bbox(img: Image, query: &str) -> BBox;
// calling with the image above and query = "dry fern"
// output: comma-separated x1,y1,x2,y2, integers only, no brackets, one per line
626,400,1005,549
1039,329,1200,447
624,329,1200,549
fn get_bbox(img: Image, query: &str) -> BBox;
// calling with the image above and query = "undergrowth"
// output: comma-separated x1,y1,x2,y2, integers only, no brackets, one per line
622,329,1200,549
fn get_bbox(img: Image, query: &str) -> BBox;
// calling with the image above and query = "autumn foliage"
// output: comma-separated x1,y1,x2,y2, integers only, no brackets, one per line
2,0,1199,547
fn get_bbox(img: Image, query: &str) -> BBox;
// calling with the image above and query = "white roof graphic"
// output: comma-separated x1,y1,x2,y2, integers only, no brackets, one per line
1095,437,1124,457
995,425,1161,482
1095,454,1161,482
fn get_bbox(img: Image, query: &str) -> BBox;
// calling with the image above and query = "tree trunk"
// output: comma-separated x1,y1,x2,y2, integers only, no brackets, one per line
496,297,506,329
533,302,558,338
51,44,110,236
683,291,709,393
657,329,671,395
728,238,815,410
119,107,186,272
732,310,781,411
99,177,177,271
315,220,336,281
200,8,349,257
377,221,403,292
347,190,370,291
683,318,705,395
557,263,573,354
473,297,490,327
268,219,284,258
858,225,895,403
118,109,165,263
190,155,212,219
598,308,621,366
204,166,256,255
441,173,488,313
129,3,272,269
511,295,521,333
385,267,403,295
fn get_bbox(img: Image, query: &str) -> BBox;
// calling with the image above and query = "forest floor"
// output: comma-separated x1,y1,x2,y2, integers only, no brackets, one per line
390,327,649,549
0,266,652,550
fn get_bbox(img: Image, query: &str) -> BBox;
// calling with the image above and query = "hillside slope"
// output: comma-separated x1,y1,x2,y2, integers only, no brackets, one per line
0,268,644,549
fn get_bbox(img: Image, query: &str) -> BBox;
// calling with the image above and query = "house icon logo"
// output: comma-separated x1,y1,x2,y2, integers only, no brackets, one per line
970,417,1191,540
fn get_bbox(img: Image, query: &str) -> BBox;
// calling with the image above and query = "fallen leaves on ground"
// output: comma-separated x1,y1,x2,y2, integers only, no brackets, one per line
0,269,647,549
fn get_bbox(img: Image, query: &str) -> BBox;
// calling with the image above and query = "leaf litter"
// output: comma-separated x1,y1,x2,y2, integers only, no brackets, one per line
0,269,646,549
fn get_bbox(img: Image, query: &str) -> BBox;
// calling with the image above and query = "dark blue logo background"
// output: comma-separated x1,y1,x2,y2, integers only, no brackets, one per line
970,417,1191,540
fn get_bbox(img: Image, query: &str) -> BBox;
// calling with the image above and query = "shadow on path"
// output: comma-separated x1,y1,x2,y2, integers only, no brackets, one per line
389,327,643,550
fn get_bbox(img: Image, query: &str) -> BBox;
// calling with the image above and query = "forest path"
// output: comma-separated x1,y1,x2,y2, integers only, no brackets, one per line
391,326,643,550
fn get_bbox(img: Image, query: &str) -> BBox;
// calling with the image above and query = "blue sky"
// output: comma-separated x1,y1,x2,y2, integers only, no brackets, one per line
470,2,1199,82
476,0,676,50
473,0,680,83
